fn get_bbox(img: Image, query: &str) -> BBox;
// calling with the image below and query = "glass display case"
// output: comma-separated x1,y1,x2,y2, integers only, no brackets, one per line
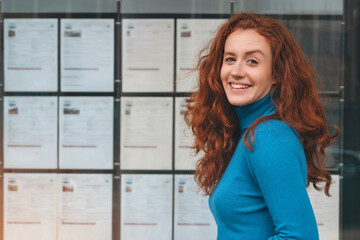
1,0,359,239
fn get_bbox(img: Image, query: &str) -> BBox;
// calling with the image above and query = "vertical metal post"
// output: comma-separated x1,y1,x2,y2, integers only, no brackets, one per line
339,0,346,239
230,0,235,17
0,0,3,89
0,0,2,21
117,0,121,23
115,0,122,97
0,1,4,240
114,1,122,240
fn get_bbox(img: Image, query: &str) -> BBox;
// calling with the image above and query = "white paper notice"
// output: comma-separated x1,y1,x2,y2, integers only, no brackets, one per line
307,174,340,240
174,175,216,240
120,97,173,170
4,19,58,92
58,174,112,240
122,19,174,92
121,174,173,240
61,19,114,92
175,97,199,170
59,97,113,169
4,173,57,240
4,97,58,169
176,19,225,92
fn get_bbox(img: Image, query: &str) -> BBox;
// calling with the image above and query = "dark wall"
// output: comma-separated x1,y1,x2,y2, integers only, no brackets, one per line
343,0,360,239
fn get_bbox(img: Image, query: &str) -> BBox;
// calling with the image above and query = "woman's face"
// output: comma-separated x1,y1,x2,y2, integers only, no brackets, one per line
220,28,274,107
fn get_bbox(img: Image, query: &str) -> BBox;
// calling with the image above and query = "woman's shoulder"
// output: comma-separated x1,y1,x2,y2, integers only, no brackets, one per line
255,119,298,138
250,119,301,147
245,119,306,167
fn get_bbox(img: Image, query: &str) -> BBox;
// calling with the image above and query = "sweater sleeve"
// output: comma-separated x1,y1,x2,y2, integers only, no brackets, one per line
245,123,319,240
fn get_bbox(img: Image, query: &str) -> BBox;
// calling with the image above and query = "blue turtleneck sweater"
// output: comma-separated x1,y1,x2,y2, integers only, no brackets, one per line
209,94,319,240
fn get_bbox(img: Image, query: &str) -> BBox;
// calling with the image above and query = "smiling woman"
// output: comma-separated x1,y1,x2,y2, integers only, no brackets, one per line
221,29,274,107
185,12,338,240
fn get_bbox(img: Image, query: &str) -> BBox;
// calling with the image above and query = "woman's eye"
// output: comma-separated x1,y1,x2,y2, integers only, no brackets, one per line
247,59,258,65
224,57,236,63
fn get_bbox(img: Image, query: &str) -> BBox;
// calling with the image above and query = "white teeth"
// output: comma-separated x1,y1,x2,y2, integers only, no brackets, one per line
230,83,251,89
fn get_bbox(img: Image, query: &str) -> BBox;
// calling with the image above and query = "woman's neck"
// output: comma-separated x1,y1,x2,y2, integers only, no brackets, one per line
235,93,276,130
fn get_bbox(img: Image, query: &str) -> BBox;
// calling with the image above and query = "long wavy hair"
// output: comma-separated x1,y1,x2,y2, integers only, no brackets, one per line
185,13,338,196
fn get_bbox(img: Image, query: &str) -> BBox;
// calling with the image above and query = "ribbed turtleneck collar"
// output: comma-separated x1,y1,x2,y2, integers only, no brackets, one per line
235,93,276,130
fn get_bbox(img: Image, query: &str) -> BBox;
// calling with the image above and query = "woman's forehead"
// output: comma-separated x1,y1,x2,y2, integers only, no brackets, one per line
223,29,272,56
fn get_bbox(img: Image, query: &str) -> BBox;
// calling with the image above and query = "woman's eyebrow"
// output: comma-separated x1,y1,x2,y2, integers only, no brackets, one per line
223,51,236,56
244,49,265,57
223,49,265,57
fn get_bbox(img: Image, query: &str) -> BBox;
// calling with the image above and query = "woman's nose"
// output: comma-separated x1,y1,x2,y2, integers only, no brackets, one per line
230,62,245,78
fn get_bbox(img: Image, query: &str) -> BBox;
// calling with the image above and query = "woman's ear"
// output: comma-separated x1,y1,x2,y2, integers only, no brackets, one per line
271,78,279,85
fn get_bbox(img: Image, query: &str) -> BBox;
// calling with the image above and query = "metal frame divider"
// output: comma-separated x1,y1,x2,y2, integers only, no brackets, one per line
0,1,4,238
114,1,122,240
338,0,346,239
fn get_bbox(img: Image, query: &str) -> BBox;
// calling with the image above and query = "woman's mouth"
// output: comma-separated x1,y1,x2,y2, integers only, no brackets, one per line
230,83,251,89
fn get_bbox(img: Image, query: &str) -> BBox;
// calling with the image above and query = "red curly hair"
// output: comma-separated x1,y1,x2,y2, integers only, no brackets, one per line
185,13,338,196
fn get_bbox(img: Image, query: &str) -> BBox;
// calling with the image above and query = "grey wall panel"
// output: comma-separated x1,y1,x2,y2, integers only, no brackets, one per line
2,0,117,13
238,0,342,15
2,0,233,14
2,0,342,14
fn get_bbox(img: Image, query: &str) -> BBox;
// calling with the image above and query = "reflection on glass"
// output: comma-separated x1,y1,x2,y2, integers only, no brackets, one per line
288,19,342,91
